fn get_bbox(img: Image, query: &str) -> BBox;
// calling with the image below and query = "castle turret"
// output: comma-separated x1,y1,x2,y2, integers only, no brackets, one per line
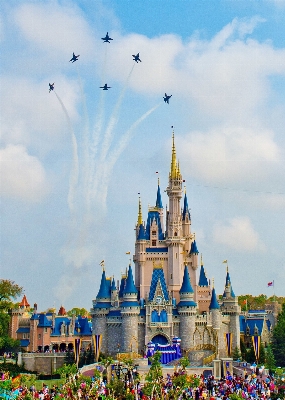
220,266,241,352
135,197,147,298
177,265,197,351
182,189,191,238
121,265,140,352
91,269,111,354
165,133,185,301
111,277,118,306
197,255,211,312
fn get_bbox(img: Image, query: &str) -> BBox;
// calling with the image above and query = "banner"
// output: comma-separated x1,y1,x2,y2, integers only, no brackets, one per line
224,333,232,356
74,338,81,366
93,334,102,362
252,335,260,361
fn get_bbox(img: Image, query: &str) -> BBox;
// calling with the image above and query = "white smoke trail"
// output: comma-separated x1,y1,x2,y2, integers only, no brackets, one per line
100,63,135,163
76,63,90,201
54,91,79,214
100,103,161,205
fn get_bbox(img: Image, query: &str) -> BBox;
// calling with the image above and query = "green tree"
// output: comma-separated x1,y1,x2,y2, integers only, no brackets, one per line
240,340,247,361
258,342,266,364
144,352,163,397
232,346,241,361
271,303,285,367
67,307,89,317
0,280,23,351
265,345,276,372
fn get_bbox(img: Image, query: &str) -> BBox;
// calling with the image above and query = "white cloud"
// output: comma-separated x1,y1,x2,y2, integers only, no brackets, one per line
177,125,281,185
0,76,80,152
212,217,263,252
12,2,95,63
0,144,48,201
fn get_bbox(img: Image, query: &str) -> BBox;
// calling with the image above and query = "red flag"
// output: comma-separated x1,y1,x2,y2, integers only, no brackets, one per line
267,281,273,287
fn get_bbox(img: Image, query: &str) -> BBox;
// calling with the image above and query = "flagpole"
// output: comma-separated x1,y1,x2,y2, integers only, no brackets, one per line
273,280,276,303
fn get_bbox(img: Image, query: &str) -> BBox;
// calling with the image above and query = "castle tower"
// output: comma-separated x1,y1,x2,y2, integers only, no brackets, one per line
165,133,185,301
177,265,197,351
209,284,220,357
91,269,111,354
220,266,241,351
197,255,211,313
121,265,140,353
111,277,118,306
134,198,147,299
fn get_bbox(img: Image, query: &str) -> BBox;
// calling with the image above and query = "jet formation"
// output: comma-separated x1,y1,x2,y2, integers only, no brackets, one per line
49,33,172,103
69,53,80,63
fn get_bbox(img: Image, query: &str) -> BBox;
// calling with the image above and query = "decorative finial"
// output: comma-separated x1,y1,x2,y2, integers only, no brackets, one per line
170,133,177,179
137,197,143,226
99,260,105,271
201,253,203,266
212,278,214,288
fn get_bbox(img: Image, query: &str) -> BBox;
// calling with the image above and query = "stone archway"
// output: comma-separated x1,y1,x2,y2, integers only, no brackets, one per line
151,333,169,345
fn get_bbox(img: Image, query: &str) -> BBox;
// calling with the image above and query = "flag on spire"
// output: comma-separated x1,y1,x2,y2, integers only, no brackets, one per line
100,260,105,266
223,260,228,264
268,281,273,287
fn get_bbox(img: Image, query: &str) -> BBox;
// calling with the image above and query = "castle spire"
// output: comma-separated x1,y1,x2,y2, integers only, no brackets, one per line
137,197,143,226
170,132,177,179
156,178,163,208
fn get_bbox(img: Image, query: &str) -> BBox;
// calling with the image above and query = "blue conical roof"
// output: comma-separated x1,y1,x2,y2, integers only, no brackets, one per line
209,287,220,310
180,266,194,294
123,265,138,294
182,192,190,221
119,276,126,298
198,265,208,287
190,240,199,254
156,183,163,209
137,224,146,240
111,277,116,291
96,270,111,299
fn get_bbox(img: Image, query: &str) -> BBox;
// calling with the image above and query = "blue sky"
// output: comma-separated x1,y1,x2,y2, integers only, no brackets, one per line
1,0,285,311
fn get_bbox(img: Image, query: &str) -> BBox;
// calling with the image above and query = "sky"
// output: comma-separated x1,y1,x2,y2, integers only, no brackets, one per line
1,0,285,312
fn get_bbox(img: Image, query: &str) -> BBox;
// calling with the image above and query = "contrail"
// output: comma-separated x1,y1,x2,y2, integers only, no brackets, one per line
54,91,79,214
100,63,135,163
76,64,91,207
100,103,161,206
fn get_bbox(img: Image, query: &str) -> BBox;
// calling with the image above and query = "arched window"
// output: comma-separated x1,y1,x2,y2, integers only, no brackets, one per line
151,310,159,323
160,310,168,323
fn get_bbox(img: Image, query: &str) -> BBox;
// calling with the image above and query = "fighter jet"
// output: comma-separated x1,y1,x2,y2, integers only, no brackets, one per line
69,52,80,63
101,32,113,43
49,83,54,93
100,84,111,90
132,53,141,63
163,93,172,104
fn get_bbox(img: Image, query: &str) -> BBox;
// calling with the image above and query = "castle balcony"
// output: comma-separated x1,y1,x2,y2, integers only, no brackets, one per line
150,322,169,328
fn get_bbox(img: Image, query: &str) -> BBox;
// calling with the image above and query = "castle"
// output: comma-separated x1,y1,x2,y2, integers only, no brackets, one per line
91,133,241,361
9,133,275,364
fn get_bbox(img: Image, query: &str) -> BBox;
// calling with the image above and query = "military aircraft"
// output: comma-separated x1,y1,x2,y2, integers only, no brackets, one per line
100,84,111,90
163,93,172,104
49,83,54,93
101,32,113,43
132,53,141,63
69,53,80,63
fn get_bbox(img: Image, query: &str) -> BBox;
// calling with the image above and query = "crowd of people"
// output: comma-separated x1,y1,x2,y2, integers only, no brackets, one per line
0,366,283,399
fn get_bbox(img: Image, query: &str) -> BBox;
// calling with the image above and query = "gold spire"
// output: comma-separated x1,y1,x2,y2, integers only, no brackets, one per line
137,197,143,226
170,132,177,179
212,278,215,288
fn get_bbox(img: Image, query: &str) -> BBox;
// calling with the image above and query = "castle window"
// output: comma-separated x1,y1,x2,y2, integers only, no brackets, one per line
174,232,177,237
44,328,48,333
38,334,41,339
152,231,156,236
152,240,156,246
23,333,26,339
